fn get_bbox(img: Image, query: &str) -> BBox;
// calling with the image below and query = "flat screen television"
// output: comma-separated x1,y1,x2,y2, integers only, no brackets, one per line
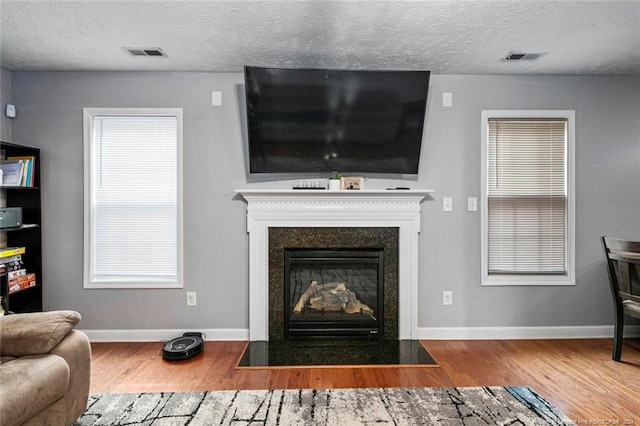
244,66,430,175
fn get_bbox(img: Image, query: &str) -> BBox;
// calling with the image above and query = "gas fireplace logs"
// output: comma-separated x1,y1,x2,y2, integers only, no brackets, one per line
292,280,374,315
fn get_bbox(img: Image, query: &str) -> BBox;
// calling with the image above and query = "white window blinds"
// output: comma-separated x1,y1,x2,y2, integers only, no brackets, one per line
487,118,568,275
85,110,182,288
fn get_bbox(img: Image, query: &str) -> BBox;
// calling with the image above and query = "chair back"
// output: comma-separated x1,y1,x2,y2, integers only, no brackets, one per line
601,236,640,307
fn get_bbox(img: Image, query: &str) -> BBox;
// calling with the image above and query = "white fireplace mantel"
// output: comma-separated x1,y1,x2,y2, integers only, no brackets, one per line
235,189,433,341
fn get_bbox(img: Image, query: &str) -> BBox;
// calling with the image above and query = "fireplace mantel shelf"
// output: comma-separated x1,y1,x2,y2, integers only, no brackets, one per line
235,189,433,213
235,188,434,198
236,188,432,341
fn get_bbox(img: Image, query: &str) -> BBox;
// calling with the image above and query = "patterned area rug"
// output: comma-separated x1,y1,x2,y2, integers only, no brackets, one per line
74,386,572,425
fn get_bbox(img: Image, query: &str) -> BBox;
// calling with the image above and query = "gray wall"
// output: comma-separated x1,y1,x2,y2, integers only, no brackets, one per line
10,71,640,331
1,67,12,142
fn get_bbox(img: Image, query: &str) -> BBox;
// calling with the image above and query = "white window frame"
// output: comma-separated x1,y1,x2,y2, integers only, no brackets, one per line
481,110,575,286
83,108,184,289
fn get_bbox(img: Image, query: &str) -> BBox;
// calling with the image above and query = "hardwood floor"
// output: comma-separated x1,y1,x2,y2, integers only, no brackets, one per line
89,338,640,423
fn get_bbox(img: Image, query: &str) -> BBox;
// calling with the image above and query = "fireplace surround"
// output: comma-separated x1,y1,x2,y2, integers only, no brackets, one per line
236,189,432,341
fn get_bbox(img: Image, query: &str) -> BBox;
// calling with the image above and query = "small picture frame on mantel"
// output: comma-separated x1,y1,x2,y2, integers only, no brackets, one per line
340,176,364,190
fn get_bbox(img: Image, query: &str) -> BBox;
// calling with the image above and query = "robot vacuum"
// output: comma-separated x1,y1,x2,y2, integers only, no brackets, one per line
162,332,205,361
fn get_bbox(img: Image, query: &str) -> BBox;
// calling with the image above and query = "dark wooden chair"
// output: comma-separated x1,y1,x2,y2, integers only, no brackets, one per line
601,236,640,361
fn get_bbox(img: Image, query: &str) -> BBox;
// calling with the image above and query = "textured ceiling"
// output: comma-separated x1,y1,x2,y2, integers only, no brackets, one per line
1,0,639,74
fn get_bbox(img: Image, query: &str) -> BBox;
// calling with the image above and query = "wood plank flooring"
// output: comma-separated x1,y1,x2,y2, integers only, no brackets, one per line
89,338,640,423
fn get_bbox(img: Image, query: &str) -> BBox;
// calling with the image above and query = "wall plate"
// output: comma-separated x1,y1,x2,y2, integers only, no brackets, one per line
5,104,16,118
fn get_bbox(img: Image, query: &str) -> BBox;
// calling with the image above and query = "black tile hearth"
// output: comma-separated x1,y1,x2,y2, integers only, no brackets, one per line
236,340,437,368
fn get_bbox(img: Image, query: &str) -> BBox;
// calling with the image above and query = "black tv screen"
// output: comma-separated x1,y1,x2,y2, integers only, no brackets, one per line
244,66,430,175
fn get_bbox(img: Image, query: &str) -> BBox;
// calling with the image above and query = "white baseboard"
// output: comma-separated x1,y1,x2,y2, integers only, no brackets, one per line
418,325,640,340
80,325,640,342
80,328,249,342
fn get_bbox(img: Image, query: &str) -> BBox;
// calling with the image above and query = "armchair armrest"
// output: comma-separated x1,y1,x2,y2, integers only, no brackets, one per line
0,310,81,357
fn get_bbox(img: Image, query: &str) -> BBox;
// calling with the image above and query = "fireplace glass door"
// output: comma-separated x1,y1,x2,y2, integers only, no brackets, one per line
284,249,384,339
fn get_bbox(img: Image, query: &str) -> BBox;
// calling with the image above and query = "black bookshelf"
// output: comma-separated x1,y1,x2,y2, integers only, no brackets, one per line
0,141,42,314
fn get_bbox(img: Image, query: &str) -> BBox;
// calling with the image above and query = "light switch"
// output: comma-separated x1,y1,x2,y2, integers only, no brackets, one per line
442,92,452,107
5,104,16,118
443,197,453,212
211,91,222,106
468,197,478,211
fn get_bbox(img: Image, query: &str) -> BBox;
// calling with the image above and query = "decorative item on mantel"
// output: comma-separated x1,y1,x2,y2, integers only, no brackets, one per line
328,172,342,191
341,176,364,190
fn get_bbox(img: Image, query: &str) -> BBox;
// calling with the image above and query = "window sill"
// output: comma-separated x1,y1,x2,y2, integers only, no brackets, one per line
84,281,183,289
482,275,575,287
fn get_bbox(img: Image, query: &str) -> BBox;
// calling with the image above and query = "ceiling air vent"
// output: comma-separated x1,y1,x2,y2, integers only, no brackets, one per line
124,47,167,58
501,51,545,61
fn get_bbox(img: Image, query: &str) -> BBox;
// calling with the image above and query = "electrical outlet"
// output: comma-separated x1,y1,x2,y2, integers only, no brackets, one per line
468,197,478,211
186,291,197,307
442,291,453,306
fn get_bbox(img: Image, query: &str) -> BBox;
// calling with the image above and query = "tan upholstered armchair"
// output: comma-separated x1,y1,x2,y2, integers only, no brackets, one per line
0,310,91,425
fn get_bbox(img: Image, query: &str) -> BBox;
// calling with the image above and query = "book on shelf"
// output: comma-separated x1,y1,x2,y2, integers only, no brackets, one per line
0,247,26,258
8,268,26,279
0,254,21,267
8,273,36,294
0,161,25,186
7,156,36,187
0,254,22,274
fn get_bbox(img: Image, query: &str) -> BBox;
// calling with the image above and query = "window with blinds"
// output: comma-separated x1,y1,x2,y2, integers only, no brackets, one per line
481,111,575,286
83,108,183,288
